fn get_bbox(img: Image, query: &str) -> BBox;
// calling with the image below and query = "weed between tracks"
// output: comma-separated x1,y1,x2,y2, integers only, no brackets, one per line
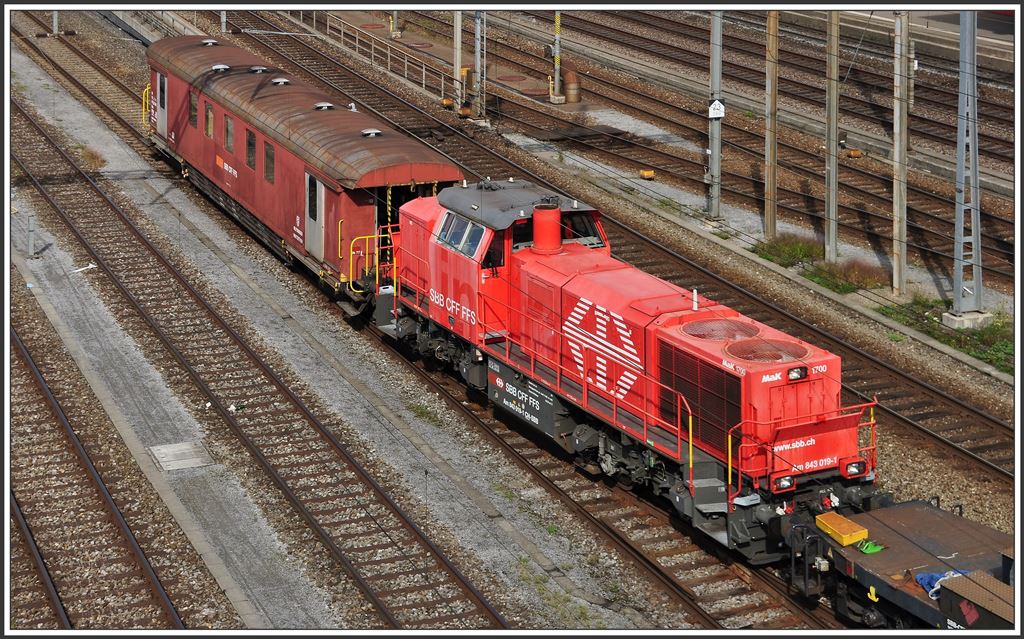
515,557,606,629
752,234,887,293
877,294,1015,375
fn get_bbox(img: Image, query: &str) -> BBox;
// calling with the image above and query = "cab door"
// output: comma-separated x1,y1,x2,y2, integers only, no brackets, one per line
156,72,167,138
479,229,510,341
305,172,325,261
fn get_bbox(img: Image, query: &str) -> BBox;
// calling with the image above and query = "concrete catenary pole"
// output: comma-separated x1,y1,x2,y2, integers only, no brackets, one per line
53,10,59,34
764,10,779,241
221,11,226,33
952,10,983,315
474,11,483,117
453,11,463,103
824,11,839,263
554,11,562,97
892,11,910,296
708,10,723,220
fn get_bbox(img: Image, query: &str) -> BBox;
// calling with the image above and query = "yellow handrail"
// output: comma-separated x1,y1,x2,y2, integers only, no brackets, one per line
141,82,151,130
348,234,378,293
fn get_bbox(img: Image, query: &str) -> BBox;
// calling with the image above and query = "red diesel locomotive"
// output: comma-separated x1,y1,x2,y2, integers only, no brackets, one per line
145,36,1013,628
384,177,880,565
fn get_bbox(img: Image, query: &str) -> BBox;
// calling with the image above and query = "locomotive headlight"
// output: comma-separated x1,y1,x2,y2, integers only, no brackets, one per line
787,366,808,381
845,461,866,476
774,475,794,491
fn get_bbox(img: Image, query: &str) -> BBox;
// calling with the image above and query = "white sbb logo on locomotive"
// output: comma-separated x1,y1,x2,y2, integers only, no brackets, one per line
563,297,642,399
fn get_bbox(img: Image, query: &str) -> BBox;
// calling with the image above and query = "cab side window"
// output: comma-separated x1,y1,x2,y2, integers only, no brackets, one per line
437,211,486,258
482,230,505,268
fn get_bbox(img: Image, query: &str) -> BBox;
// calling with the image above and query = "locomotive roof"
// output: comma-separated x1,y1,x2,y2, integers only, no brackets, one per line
147,36,461,190
437,179,596,230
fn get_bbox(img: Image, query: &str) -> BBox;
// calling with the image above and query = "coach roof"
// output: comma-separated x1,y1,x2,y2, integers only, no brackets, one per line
148,36,461,190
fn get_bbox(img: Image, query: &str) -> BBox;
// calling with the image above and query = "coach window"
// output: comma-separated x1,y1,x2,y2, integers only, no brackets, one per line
204,102,213,138
245,129,256,169
307,174,318,221
224,116,234,152
264,143,275,183
189,92,197,127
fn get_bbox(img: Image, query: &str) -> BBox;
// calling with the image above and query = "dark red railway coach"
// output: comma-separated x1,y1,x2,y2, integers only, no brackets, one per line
146,35,462,293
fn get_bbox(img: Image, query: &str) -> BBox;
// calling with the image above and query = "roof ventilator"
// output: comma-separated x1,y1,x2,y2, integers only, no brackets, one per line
250,65,268,73
314,102,335,111
201,38,219,46
361,128,382,138
271,77,289,86
211,64,230,73
348,102,358,112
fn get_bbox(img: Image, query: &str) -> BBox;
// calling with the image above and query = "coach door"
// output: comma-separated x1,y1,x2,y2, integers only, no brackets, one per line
305,172,325,261
156,72,167,137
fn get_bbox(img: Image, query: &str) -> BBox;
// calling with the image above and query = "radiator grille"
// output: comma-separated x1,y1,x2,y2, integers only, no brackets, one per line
726,338,808,362
680,318,758,341
658,341,740,455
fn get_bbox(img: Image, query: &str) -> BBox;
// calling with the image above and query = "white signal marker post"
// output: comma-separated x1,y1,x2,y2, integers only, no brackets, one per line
707,11,723,221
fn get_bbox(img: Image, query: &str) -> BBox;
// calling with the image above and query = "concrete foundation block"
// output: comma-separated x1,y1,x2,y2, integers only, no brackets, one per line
941,311,993,330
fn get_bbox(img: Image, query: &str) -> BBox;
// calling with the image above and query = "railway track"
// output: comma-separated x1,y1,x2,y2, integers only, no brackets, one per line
385,11,1015,283
719,10,1015,88
485,94,1014,280
522,10,1015,163
221,10,1013,483
9,327,184,629
12,12,157,158
10,96,506,630
625,11,1015,132
10,496,72,630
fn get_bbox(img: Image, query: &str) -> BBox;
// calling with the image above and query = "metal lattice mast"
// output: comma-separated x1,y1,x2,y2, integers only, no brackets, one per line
952,11,983,314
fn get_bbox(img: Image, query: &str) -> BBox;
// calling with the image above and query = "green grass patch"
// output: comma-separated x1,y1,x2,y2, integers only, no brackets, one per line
877,294,1015,374
493,482,516,501
805,258,887,294
546,524,560,535
407,402,442,426
752,232,822,267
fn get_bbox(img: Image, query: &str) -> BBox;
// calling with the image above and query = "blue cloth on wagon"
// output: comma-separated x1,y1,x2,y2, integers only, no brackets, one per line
915,570,971,599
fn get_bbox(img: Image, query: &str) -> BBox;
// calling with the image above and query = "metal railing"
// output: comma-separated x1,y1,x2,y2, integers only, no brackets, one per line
288,11,460,102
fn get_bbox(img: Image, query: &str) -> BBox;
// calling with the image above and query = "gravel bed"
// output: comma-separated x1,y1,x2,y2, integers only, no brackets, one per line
10,263,244,630
14,10,1014,631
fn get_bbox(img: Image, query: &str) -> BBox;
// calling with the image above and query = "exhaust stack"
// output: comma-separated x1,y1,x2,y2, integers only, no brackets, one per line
531,203,562,254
